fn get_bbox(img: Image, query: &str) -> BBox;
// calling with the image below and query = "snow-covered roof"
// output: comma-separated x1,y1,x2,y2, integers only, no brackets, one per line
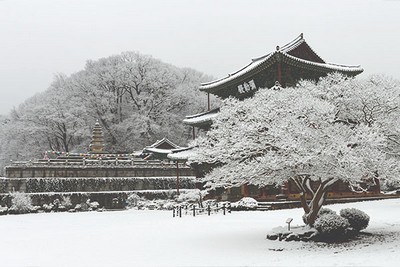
132,150,144,157
167,147,195,161
199,33,363,93
148,138,181,149
143,147,173,155
282,52,363,73
183,108,220,127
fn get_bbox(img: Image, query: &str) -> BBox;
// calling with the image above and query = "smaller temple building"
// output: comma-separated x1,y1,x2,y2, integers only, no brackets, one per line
140,138,183,160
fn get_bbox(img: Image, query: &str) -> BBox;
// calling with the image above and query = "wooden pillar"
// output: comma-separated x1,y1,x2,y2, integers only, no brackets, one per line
192,126,196,140
276,45,283,85
207,93,210,111
277,62,282,85
176,161,180,195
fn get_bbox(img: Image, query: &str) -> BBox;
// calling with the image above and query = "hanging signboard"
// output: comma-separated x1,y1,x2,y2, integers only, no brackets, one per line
237,80,257,94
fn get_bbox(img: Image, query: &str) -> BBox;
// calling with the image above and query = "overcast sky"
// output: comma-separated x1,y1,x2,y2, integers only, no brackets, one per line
1,0,400,115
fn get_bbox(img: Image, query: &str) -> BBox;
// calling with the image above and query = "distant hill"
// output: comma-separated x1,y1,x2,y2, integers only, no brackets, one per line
0,51,216,175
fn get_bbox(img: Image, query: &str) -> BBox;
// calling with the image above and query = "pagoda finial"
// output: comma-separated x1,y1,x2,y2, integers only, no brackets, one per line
300,32,304,39
89,120,105,153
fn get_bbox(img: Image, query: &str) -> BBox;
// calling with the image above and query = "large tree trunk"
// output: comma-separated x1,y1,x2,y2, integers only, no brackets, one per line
290,176,338,225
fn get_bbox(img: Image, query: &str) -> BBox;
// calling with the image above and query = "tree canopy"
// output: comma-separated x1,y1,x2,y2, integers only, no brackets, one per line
0,51,215,174
190,74,400,224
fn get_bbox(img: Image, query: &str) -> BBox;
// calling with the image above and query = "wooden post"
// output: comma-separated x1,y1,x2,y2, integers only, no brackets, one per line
276,45,282,86
179,206,182,218
277,62,282,85
193,205,196,217
192,126,196,140
207,205,211,216
207,93,210,111
176,161,180,195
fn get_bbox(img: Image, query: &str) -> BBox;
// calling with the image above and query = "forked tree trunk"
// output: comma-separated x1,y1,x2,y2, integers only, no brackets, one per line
290,176,338,225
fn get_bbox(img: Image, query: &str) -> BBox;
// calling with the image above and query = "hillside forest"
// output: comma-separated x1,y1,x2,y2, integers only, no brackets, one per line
0,51,215,175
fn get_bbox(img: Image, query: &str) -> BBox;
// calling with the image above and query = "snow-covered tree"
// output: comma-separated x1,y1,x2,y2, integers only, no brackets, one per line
190,74,400,225
67,51,215,151
0,51,215,173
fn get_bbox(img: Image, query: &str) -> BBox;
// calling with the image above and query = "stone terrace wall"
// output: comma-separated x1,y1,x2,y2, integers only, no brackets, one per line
0,177,196,193
1,159,199,209
5,166,194,178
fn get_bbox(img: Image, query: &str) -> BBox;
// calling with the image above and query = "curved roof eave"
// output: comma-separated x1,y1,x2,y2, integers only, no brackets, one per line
199,34,363,93
183,112,218,126
200,51,363,93
283,53,364,74
199,52,277,92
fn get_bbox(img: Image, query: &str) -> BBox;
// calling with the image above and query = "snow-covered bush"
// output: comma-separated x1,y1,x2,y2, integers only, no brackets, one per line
9,192,33,213
74,204,83,211
231,197,258,210
176,189,207,207
176,189,201,202
88,201,100,210
303,208,337,224
340,208,370,231
314,213,350,240
318,208,336,217
61,196,73,209
42,203,54,212
0,205,8,215
381,179,400,191
159,200,175,210
127,193,143,207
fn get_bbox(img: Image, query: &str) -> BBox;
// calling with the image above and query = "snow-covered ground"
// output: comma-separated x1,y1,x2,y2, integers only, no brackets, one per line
0,199,399,267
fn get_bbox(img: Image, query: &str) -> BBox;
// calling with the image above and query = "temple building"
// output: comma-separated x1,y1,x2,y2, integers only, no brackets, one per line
140,138,183,160
177,34,382,202
184,33,363,137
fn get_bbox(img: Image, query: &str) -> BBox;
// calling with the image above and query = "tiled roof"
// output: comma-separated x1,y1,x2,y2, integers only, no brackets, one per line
148,138,180,149
167,147,195,161
199,34,363,92
183,108,220,126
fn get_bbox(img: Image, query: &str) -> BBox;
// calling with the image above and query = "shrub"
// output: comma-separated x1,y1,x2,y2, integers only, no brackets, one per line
9,192,33,213
340,208,370,231
127,193,143,207
314,213,350,240
231,197,258,210
0,205,8,215
176,190,200,202
303,207,337,224
318,208,336,217
61,196,73,209
42,203,54,212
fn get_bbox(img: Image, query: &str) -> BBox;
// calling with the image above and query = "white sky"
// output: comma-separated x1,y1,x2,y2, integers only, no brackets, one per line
1,0,400,115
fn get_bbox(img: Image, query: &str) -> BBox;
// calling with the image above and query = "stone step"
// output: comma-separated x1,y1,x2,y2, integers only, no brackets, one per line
256,202,272,211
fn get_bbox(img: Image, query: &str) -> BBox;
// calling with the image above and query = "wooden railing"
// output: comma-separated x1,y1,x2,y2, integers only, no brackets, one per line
8,159,186,168
172,203,232,217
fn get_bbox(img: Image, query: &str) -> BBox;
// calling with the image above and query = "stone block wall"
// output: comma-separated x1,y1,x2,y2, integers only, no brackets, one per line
0,177,196,193
5,165,194,178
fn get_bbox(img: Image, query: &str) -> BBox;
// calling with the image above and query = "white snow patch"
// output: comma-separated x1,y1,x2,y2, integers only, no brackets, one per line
0,199,399,266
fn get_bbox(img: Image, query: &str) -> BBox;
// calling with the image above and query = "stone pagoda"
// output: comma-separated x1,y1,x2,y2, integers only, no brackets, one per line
89,120,105,154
